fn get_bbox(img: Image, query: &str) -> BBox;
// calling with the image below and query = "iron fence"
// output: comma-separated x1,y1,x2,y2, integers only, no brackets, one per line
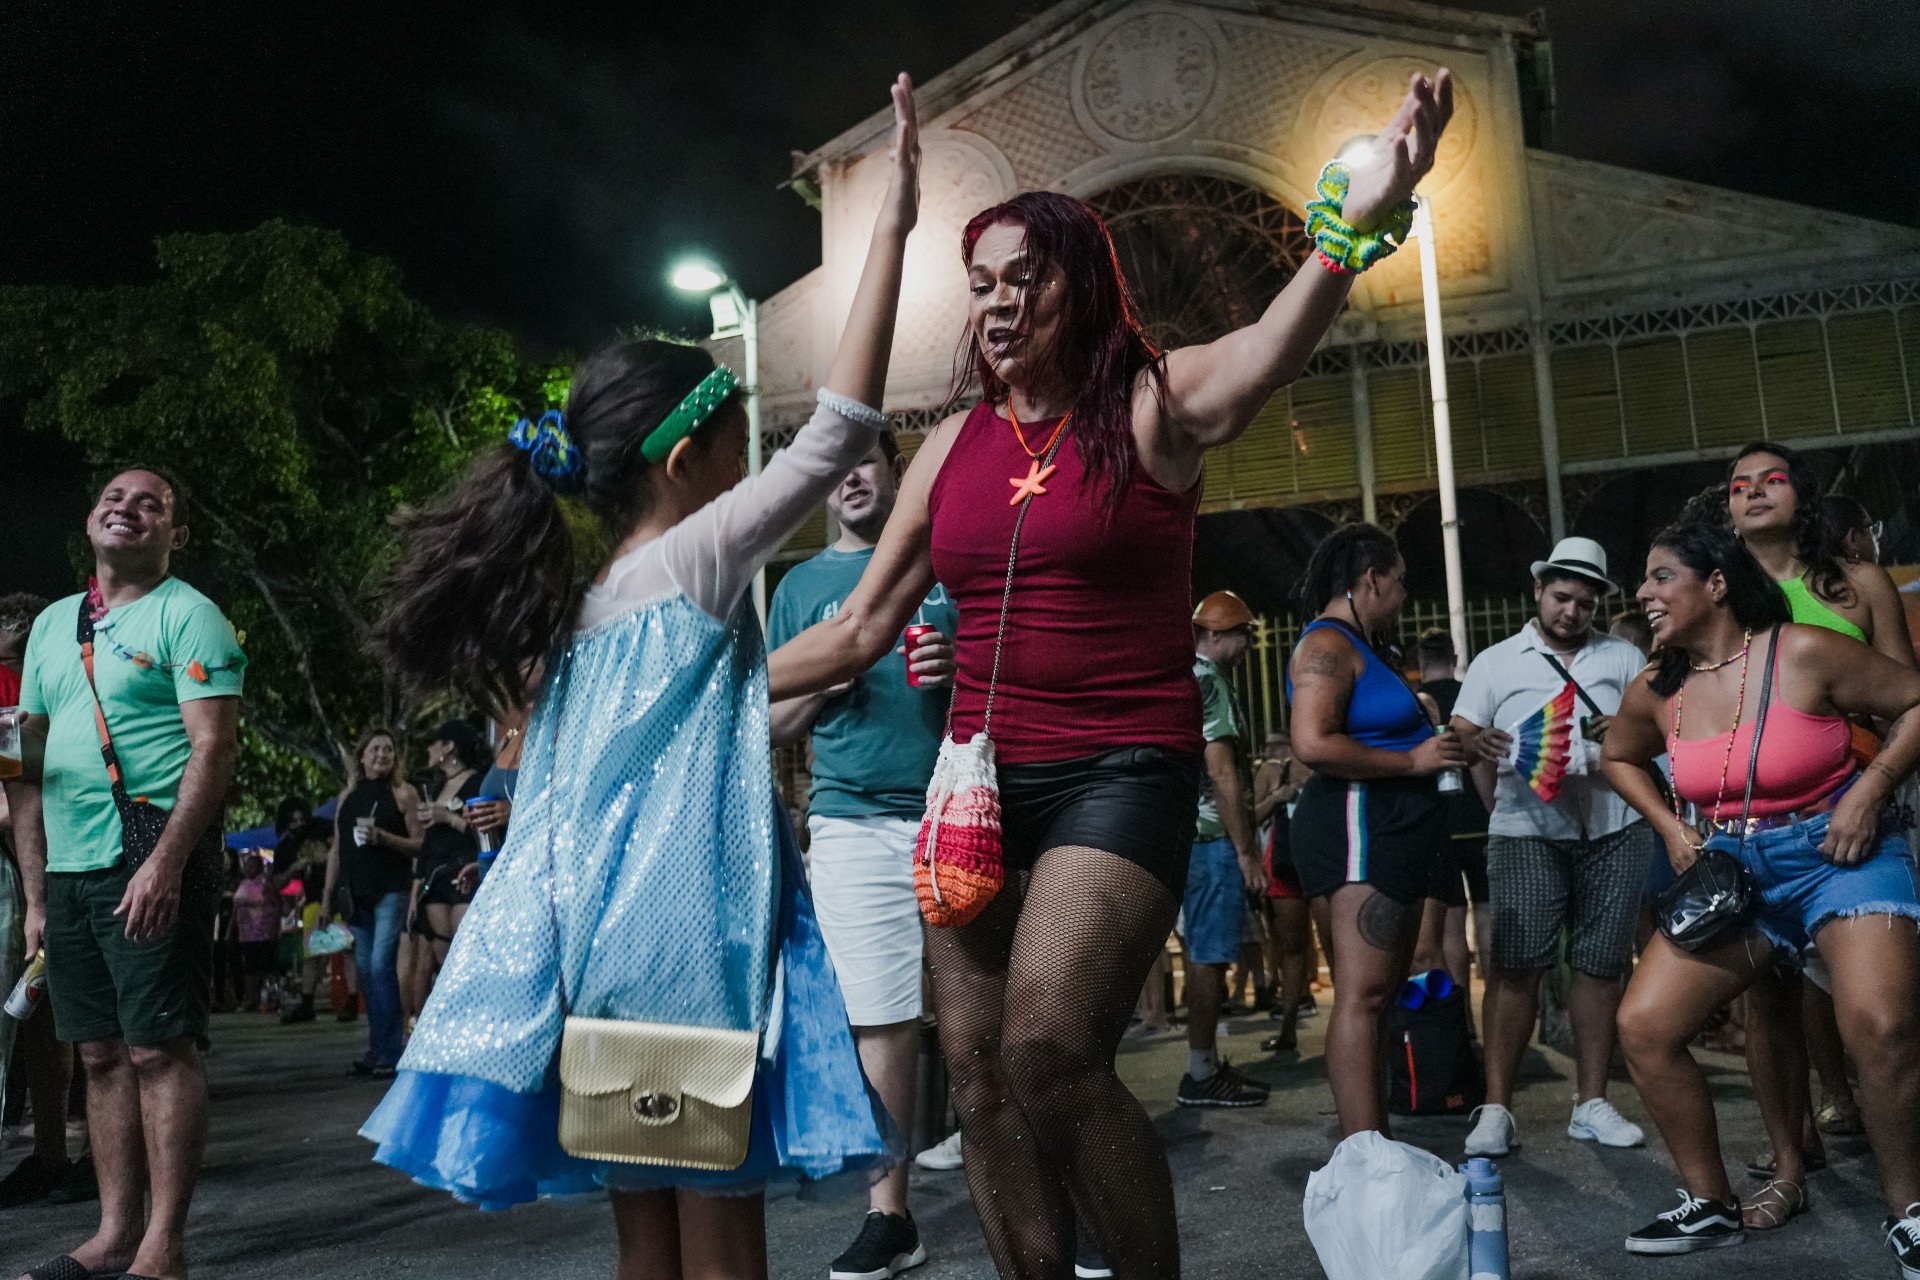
1230,596,1539,745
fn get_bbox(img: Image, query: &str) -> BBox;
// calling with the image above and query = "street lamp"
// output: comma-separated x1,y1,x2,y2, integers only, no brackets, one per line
671,257,765,621
1411,195,1469,674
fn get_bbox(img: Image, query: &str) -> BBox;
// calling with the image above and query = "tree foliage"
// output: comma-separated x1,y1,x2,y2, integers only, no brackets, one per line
0,221,566,819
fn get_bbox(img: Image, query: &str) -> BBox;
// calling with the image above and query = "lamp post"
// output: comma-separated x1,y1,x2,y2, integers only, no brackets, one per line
1411,195,1469,673
671,259,765,622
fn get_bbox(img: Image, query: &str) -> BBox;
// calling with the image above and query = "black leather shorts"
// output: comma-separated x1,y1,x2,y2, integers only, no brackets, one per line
998,746,1202,898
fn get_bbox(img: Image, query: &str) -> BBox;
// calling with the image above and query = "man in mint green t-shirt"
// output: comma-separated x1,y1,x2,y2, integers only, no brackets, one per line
768,432,955,1277
8,467,243,1280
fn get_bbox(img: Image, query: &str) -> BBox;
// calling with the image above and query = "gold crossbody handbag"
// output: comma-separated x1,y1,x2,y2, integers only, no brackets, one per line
556,1016,758,1169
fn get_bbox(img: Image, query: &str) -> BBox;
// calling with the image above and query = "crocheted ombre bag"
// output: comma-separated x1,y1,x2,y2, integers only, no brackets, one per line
914,731,1002,927
913,424,1067,928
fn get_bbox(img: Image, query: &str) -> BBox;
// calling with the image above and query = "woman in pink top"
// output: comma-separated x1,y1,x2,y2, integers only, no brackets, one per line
229,852,282,1012
1601,522,1920,1268
773,72,1454,1278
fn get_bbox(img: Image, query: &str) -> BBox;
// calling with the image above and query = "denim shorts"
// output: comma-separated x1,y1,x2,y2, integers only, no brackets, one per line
1180,837,1245,965
1708,810,1920,958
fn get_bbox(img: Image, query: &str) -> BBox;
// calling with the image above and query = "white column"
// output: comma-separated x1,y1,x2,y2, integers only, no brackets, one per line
1350,351,1378,525
1414,197,1469,669
1530,321,1567,542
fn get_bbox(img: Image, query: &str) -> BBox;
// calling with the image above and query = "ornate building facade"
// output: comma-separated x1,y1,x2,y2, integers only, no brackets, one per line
730,0,1920,579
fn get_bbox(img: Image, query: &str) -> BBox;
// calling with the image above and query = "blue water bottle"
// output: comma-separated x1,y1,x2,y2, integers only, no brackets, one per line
1461,1157,1510,1280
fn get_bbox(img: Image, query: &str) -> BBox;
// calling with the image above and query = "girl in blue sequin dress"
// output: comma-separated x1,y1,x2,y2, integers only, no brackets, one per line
360,74,922,1279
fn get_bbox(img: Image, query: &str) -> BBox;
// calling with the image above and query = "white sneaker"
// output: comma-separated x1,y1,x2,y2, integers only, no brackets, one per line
1464,1103,1518,1157
1569,1097,1645,1148
913,1130,963,1171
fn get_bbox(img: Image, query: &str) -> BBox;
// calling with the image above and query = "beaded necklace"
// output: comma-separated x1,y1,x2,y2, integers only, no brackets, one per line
1668,630,1752,830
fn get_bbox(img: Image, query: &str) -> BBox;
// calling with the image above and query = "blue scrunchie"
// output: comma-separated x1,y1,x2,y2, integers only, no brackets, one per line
508,410,584,493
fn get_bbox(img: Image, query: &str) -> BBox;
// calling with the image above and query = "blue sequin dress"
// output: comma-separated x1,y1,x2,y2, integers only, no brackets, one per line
363,391,895,1206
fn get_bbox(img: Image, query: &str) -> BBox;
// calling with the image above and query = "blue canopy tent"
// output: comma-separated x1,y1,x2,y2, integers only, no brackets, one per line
225,797,336,853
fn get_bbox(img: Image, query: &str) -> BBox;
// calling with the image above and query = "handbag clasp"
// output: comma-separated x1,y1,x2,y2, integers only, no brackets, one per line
631,1091,680,1122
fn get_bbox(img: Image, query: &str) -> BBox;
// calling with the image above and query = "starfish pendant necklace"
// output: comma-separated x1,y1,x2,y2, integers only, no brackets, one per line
1007,401,1074,506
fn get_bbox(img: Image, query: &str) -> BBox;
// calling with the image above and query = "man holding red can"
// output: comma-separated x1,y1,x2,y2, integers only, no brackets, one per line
770,430,956,1280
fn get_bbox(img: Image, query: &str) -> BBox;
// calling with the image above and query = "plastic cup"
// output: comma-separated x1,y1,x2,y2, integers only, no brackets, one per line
0,708,20,782
469,794,505,853
903,625,936,688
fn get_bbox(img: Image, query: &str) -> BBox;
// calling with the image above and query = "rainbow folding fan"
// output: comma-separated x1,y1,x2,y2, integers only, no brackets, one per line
1505,682,1578,803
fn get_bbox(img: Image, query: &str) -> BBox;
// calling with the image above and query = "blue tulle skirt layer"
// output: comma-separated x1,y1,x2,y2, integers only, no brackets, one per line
361,819,894,1206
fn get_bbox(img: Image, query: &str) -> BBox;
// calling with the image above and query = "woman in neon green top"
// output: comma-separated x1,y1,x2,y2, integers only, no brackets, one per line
1725,439,1915,1230
1730,442,1910,659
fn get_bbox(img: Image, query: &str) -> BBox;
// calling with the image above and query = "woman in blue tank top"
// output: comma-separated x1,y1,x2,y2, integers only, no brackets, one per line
1286,524,1466,1136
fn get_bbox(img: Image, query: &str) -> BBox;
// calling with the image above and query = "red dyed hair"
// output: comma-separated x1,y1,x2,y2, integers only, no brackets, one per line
948,192,1167,513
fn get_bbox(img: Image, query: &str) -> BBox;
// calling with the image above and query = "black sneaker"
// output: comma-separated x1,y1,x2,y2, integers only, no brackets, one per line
1624,1190,1744,1254
1176,1061,1269,1108
45,1152,99,1206
829,1210,926,1280
0,1154,69,1208
1886,1204,1920,1279
1074,1238,1113,1278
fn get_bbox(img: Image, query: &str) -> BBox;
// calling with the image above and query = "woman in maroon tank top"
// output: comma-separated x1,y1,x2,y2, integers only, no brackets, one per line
772,74,1455,1276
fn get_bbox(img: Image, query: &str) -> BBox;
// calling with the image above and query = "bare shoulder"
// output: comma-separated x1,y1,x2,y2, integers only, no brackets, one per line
1289,625,1358,681
1846,559,1901,606
901,407,971,484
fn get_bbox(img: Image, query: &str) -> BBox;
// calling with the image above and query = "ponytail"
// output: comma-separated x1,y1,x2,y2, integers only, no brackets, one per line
375,447,576,716
374,336,735,715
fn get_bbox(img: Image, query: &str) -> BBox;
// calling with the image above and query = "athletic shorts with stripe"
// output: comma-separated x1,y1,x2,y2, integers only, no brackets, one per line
1289,773,1448,906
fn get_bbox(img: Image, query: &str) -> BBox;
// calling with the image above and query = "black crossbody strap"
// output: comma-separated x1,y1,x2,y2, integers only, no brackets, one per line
1738,626,1782,849
1538,647,1605,718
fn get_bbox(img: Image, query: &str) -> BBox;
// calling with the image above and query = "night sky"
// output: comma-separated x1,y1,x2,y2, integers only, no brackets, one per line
4,0,1917,593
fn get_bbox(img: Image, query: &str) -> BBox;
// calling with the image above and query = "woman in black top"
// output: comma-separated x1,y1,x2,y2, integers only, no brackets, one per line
320,728,423,1075
410,720,490,998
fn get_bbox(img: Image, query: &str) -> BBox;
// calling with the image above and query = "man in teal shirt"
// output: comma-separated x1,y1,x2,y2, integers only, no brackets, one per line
8,467,244,1280
769,431,955,1280
1178,592,1269,1109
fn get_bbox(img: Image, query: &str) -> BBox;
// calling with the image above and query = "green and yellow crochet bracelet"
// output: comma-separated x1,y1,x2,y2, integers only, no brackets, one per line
1304,160,1417,276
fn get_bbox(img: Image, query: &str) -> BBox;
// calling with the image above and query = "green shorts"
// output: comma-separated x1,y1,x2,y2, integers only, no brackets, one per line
45,859,216,1047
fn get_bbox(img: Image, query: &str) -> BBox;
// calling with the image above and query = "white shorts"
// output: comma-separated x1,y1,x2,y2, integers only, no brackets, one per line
806,813,924,1026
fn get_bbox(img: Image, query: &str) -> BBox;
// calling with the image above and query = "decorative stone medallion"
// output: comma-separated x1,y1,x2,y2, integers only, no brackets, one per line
1080,12,1219,143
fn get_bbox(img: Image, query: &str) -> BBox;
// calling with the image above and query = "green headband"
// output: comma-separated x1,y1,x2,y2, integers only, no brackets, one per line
641,365,740,463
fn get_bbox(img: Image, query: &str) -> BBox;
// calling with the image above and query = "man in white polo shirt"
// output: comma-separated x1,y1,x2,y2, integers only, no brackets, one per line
1452,538,1655,1158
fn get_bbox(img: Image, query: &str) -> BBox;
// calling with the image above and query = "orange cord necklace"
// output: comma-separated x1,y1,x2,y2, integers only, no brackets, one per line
1007,401,1073,459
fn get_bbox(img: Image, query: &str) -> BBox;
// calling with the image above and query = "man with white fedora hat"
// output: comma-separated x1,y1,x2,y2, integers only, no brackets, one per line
1450,537,1657,1159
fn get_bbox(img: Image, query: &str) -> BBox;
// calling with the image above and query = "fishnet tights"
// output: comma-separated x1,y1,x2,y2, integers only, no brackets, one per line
927,845,1182,1278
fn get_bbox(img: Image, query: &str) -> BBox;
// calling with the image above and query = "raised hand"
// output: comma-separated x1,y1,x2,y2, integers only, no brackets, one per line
882,72,921,233
1340,70,1455,233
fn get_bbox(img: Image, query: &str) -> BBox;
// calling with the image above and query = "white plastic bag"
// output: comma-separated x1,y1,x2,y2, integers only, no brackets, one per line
1303,1131,1469,1280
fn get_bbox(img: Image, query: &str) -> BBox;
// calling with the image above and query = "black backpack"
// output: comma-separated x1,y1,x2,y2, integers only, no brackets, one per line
1386,984,1483,1116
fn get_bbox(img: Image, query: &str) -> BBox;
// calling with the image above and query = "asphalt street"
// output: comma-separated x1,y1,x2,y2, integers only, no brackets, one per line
0,1005,1901,1278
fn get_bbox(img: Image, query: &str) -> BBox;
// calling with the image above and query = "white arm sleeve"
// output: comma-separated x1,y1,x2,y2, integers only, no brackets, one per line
578,389,887,627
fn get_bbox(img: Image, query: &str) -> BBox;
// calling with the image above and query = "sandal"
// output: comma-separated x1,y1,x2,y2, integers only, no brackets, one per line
24,1256,119,1280
1747,1148,1827,1181
1742,1178,1810,1230
1816,1098,1866,1136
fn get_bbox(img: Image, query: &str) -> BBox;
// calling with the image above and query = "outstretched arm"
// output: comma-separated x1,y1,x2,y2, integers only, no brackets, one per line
643,76,922,623
1142,72,1454,478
